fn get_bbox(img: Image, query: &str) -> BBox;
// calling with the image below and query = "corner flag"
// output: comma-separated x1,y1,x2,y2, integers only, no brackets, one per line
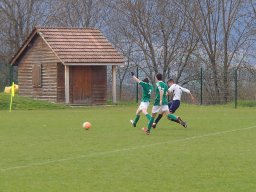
9,82,15,112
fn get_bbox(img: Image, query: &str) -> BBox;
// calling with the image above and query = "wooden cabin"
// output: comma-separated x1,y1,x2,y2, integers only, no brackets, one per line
10,27,124,105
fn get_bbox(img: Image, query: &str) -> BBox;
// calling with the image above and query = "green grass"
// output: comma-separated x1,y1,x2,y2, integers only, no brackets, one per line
0,93,66,110
238,100,256,107
0,104,256,192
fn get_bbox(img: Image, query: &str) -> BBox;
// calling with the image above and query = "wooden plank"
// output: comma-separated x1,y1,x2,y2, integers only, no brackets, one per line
63,59,124,63
32,64,42,87
18,38,61,64
57,53,123,57
44,36,107,40
71,66,93,104
48,41,113,46
57,63,65,102
92,66,107,104
46,39,109,43
112,65,117,103
38,32,65,64
65,65,70,104
53,49,118,52
18,58,58,102
52,45,115,49
40,29,101,33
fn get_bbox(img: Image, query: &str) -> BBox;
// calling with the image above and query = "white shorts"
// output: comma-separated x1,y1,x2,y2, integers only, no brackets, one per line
139,101,149,110
152,105,169,114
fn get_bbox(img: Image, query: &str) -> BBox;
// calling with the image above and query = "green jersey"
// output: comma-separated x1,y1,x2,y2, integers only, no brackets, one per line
154,81,168,106
139,81,153,102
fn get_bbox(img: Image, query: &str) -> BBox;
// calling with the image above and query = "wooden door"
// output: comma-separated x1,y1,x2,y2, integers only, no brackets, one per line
71,66,92,104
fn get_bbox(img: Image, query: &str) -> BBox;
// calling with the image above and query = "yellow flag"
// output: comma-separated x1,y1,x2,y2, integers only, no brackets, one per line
11,82,15,97
10,82,15,112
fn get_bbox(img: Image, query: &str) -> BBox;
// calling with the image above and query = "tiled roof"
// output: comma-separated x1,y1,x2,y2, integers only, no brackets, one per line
11,27,124,65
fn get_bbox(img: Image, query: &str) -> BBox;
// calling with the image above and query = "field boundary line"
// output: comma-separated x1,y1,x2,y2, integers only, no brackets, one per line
1,125,256,172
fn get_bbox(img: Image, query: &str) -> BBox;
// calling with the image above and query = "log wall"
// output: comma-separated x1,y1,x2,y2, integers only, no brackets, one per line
17,34,107,104
18,35,60,102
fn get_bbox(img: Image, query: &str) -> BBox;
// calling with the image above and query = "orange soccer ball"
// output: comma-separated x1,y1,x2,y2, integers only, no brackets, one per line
83,122,91,130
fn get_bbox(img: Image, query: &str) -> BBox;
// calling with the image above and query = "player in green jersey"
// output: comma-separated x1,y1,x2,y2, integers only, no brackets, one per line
130,72,153,127
152,79,194,129
142,73,186,135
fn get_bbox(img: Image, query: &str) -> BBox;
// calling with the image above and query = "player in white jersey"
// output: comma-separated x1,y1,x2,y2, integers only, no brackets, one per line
152,79,195,128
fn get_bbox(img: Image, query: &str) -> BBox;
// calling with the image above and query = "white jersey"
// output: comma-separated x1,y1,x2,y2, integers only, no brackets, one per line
168,84,190,101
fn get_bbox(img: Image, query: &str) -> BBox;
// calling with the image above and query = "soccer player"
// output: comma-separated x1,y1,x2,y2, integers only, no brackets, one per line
152,78,195,128
130,72,153,127
142,74,186,135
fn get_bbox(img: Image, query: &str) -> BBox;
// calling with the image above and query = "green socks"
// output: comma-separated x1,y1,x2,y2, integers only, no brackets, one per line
133,115,140,126
147,117,155,131
145,114,151,121
167,114,178,121
133,114,152,128
133,114,151,127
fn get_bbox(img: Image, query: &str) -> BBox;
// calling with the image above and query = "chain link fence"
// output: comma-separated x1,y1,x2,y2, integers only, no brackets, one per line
181,67,256,107
107,66,256,108
2,64,255,107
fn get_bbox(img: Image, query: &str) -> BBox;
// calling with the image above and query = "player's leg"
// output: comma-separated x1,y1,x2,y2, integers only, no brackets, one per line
141,108,151,120
141,102,151,121
161,105,170,118
143,113,156,134
152,113,163,128
167,100,186,127
152,101,173,128
168,100,179,124
147,113,156,131
177,116,187,128
143,106,159,134
166,110,187,128
169,100,180,114
130,107,142,127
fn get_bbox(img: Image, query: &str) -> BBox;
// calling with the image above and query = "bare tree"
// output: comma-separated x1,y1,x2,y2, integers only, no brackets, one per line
50,0,104,28
105,0,199,84
0,0,54,59
0,0,54,88
179,0,253,103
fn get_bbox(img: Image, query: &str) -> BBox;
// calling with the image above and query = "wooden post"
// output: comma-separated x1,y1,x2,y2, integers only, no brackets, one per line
112,65,117,103
65,65,70,104
234,68,238,108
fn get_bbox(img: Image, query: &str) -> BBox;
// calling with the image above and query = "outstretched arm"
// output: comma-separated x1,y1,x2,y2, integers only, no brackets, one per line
189,92,196,104
180,87,196,104
131,72,141,83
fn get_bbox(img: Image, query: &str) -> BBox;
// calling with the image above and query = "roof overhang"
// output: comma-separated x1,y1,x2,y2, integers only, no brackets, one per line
64,62,124,66
10,29,65,66
10,28,38,66
10,27,125,66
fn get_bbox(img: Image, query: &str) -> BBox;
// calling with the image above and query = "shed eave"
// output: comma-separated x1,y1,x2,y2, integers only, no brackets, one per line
64,62,124,66
10,29,38,65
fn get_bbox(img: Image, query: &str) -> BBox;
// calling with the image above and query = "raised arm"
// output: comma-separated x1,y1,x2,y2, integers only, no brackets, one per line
131,72,141,83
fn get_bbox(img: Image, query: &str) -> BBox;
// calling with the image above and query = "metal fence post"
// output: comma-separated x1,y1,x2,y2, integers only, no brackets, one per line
234,68,238,108
136,66,139,103
200,67,203,105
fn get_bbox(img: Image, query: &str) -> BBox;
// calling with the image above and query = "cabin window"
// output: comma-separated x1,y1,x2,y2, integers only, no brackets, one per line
32,64,42,87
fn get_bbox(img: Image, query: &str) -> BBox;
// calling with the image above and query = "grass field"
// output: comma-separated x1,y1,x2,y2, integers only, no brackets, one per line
0,103,256,192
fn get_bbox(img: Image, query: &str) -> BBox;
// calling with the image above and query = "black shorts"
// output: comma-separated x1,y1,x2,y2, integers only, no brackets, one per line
168,100,180,113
